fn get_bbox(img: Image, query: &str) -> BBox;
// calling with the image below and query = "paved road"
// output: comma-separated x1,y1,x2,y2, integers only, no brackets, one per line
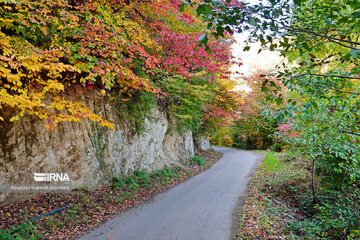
80,147,262,240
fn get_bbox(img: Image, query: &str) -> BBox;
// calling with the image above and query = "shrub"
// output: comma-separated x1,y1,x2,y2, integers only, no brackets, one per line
116,91,156,135
269,142,285,152
133,170,150,187
125,177,139,191
189,156,206,166
151,168,176,181
0,222,45,240
292,189,360,239
125,170,150,189
112,177,126,190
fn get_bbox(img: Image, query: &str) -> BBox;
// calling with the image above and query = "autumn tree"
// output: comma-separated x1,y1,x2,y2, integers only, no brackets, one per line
185,0,360,237
0,0,239,135
231,70,286,150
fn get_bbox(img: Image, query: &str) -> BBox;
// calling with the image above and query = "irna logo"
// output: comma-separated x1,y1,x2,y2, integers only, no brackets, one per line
34,173,70,182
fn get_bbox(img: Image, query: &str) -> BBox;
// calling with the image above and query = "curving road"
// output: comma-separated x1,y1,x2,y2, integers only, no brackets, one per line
79,147,263,240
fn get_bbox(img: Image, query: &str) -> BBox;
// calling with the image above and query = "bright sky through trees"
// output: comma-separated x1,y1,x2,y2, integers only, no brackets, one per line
231,33,283,92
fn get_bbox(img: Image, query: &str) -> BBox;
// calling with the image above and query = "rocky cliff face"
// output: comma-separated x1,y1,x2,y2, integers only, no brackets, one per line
0,86,211,204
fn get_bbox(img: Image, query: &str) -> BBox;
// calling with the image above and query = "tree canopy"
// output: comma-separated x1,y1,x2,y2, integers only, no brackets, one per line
185,0,359,181
0,0,240,134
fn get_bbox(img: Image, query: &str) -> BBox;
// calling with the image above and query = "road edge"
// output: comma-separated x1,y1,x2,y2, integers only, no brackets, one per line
230,150,265,240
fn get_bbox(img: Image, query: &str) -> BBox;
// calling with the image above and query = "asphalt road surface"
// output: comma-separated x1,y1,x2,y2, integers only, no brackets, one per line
80,147,262,240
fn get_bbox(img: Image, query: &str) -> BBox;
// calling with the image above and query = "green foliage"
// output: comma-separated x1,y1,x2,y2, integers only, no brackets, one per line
257,151,283,173
155,74,212,133
252,0,359,185
0,222,45,240
205,80,243,146
232,125,276,150
132,170,150,188
125,176,139,191
44,215,64,229
237,150,360,239
284,98,360,186
125,170,150,189
121,191,134,199
90,122,108,169
112,177,126,190
116,91,156,135
202,5,359,236
74,186,90,192
112,166,182,192
195,0,360,182
268,142,285,152
150,167,177,181
235,151,306,239
232,71,285,151
291,189,360,239
188,156,206,166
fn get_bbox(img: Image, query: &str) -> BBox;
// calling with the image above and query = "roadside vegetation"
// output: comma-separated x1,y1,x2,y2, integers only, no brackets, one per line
189,1,359,238
0,0,359,239
0,0,240,136
0,1,239,238
0,150,222,240
235,151,360,240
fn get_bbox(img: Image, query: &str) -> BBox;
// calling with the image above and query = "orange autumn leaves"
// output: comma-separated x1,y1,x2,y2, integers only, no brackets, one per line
0,1,214,129
0,0,235,130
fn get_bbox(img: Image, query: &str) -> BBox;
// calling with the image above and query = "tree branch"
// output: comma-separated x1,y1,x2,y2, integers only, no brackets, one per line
342,130,360,137
295,73,360,80
289,27,360,50
293,78,360,96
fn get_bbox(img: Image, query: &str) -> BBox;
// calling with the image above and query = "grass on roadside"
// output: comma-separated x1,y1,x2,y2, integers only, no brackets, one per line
235,150,360,240
234,150,312,240
255,150,283,172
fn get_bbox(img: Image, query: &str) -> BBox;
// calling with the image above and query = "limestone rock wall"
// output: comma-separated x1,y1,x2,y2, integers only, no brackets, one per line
0,86,209,204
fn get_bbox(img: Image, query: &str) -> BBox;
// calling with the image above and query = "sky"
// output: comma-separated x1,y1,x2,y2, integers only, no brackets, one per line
230,33,284,92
